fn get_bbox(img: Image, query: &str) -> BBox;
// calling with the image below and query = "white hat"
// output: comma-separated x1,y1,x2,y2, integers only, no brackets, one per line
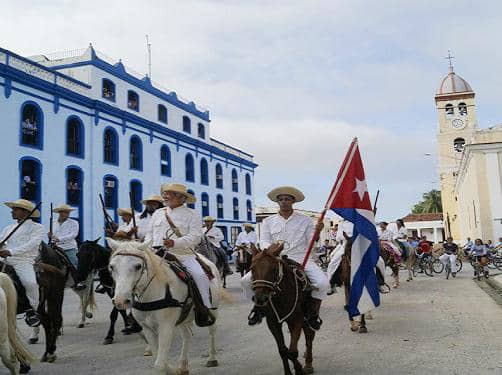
4,199,40,218
243,222,254,228
203,216,216,222
141,194,164,205
53,204,76,213
160,183,196,204
117,208,134,217
267,186,305,203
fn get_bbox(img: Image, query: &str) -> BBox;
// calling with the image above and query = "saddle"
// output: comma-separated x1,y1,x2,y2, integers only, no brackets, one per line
282,256,311,293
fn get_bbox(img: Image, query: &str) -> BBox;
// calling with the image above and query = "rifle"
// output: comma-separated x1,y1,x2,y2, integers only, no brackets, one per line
48,202,54,244
129,191,138,239
0,202,42,249
373,190,380,215
99,194,116,231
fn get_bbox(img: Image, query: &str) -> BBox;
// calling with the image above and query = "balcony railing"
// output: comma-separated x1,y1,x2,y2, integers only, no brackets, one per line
211,138,254,162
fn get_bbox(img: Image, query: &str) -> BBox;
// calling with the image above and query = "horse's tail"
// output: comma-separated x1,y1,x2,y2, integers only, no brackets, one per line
0,274,37,365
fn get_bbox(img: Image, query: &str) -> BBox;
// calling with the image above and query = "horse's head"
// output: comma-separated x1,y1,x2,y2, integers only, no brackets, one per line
77,238,107,275
107,238,156,310
250,243,284,307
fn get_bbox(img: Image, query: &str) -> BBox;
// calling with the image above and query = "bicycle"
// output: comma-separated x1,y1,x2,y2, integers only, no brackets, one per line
412,252,434,277
432,257,463,276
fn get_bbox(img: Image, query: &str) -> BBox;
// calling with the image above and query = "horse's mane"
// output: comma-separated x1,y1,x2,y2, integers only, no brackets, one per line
111,242,176,285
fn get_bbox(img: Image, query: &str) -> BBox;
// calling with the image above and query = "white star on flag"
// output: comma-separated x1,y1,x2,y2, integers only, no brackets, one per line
352,178,368,201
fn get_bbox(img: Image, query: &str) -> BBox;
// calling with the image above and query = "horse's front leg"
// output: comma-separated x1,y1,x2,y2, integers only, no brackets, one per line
103,307,119,344
266,316,292,375
206,313,218,367
344,285,358,332
177,324,192,375
287,317,304,375
359,314,368,333
29,326,39,344
394,268,400,288
302,325,315,374
154,313,176,374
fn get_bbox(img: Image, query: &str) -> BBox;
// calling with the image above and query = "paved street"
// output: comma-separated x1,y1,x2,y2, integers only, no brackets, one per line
10,267,502,375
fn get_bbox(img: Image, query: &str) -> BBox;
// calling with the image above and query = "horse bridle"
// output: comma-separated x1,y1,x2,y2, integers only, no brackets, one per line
251,258,284,293
112,252,155,299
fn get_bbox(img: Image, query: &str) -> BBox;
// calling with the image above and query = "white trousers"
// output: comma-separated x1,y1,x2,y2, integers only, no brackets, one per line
179,255,211,308
440,253,457,273
326,243,345,282
9,261,39,307
241,259,330,301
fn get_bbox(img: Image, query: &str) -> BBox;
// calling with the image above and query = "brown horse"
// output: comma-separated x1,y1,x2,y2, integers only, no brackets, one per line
235,245,253,277
251,243,316,375
379,241,401,288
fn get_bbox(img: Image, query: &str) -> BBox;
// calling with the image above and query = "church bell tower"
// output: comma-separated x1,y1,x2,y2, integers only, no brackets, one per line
435,56,477,240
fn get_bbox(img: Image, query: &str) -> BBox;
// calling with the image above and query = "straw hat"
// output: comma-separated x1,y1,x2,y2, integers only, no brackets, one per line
267,186,305,203
117,208,134,217
141,194,164,205
4,199,40,218
203,216,216,222
160,183,196,204
243,222,254,228
53,204,75,213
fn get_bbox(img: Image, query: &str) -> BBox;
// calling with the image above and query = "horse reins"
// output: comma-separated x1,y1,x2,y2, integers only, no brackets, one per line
112,252,155,299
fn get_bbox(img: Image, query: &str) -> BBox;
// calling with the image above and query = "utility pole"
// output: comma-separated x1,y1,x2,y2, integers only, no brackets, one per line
146,34,152,79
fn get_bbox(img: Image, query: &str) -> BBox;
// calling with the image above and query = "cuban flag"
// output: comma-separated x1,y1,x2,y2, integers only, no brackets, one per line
327,138,380,318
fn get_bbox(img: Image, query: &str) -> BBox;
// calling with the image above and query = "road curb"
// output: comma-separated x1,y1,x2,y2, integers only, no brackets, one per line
486,276,502,292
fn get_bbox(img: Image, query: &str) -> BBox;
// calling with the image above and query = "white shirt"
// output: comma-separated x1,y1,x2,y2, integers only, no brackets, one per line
144,206,202,256
117,220,133,233
136,213,153,241
379,229,394,241
394,227,408,242
259,211,314,263
204,226,224,248
52,218,79,250
0,220,44,265
236,230,257,247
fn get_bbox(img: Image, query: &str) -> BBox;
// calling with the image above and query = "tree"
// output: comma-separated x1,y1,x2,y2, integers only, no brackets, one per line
412,189,442,214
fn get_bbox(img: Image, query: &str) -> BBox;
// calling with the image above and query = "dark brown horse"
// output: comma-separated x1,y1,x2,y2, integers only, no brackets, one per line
235,244,253,277
251,243,316,375
379,241,400,289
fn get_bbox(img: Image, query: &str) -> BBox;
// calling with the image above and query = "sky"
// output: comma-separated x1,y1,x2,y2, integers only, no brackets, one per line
2,0,502,221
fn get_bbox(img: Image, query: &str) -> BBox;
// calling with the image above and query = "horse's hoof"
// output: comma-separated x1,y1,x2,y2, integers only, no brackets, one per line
28,337,38,344
350,325,359,332
359,326,368,334
103,338,113,345
47,353,57,363
206,360,219,367
303,365,314,374
77,323,85,328
40,354,47,362
85,312,93,319
143,349,152,357
176,369,189,375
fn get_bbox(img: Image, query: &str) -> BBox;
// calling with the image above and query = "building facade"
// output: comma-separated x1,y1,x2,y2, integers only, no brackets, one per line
435,65,502,242
0,45,257,243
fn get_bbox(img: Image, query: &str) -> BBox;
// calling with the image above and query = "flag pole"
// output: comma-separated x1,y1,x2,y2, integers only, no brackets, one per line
301,137,358,268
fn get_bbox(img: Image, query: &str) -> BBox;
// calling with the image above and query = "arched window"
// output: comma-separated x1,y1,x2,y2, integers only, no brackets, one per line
215,164,223,189
233,198,239,220
127,90,139,111
103,127,119,165
187,189,195,209
217,194,224,219
130,180,143,212
160,145,171,177
185,153,195,182
20,102,43,149
231,169,238,192
66,116,84,158
20,157,41,203
198,123,205,139
201,193,209,217
102,79,116,101
183,116,191,133
66,167,83,206
445,103,454,116
245,173,252,195
246,200,252,222
158,104,168,124
130,135,143,171
200,158,209,185
103,175,118,211
458,102,467,116
453,138,466,153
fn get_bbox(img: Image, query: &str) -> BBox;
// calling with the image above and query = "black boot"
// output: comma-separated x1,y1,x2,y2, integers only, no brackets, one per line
248,306,264,326
189,281,216,327
305,298,323,331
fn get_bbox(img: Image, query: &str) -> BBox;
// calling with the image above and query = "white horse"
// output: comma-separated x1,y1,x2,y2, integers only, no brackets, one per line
0,273,36,374
108,239,224,375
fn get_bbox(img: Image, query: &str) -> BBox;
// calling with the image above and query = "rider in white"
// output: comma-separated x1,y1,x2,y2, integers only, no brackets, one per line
136,195,164,241
144,183,215,327
242,186,329,330
0,199,43,327
202,216,233,275
236,223,257,247
439,237,458,277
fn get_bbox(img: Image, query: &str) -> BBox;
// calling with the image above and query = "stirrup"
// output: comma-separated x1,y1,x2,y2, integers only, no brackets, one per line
305,316,323,331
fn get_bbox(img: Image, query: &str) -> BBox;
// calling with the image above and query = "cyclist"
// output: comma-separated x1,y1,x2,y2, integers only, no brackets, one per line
416,236,432,272
470,238,489,278
439,237,458,277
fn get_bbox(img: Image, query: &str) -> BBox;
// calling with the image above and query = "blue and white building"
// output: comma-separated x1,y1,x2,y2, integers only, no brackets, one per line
0,45,257,244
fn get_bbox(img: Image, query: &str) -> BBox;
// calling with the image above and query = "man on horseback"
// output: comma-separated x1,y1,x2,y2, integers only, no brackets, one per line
236,223,257,248
242,186,329,330
0,199,43,327
48,204,87,290
202,216,233,275
378,221,401,264
136,195,164,241
144,183,215,327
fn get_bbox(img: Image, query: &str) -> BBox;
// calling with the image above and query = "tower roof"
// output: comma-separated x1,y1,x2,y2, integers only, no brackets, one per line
436,66,473,95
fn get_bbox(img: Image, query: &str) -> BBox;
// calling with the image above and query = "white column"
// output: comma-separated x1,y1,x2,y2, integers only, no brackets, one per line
433,227,438,243
417,228,421,237
485,152,502,241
